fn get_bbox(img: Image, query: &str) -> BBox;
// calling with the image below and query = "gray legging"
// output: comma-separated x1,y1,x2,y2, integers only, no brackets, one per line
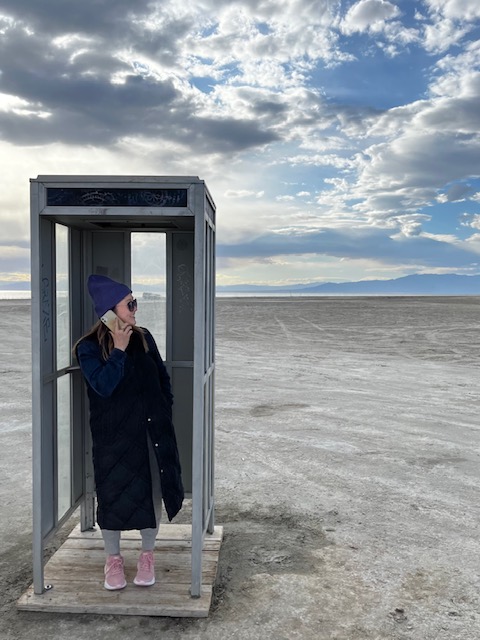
101,436,163,556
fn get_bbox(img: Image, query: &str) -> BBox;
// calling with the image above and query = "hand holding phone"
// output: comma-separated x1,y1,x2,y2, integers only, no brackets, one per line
100,310,132,351
100,310,127,332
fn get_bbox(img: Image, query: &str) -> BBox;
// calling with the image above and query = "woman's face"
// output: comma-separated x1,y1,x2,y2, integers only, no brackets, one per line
114,294,137,326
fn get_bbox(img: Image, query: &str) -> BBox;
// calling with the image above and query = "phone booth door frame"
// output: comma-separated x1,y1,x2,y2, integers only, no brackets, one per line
30,175,216,599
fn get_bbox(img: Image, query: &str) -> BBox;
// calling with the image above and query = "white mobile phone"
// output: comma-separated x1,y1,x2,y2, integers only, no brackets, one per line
100,310,126,332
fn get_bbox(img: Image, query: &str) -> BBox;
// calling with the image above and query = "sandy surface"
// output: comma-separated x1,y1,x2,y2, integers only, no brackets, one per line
1,296,480,639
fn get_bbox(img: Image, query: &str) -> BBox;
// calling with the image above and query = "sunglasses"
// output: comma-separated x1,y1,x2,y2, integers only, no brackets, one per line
119,298,137,312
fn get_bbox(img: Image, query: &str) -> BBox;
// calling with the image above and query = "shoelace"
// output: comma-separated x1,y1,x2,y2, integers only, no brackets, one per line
108,557,124,575
138,553,153,572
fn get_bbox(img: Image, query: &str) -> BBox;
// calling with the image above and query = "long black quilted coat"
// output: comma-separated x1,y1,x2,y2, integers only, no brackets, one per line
76,329,184,530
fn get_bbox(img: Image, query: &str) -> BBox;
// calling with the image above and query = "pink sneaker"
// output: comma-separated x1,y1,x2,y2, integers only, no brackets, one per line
104,554,127,590
134,550,155,586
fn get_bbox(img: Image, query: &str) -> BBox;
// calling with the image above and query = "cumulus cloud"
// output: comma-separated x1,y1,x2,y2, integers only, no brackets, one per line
459,213,480,229
421,0,480,51
217,225,480,269
341,0,401,35
425,0,480,22
0,10,280,152
442,182,474,201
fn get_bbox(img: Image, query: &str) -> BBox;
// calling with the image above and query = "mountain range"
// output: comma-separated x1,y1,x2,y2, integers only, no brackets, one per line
3,273,480,296
217,274,480,295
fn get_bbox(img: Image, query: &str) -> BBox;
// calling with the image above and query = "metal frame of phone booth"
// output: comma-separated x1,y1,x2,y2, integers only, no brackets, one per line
20,176,219,616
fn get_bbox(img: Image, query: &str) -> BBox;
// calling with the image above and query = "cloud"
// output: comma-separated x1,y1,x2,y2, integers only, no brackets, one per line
217,226,480,269
0,8,281,153
341,0,401,35
296,41,480,229
422,0,480,51
443,182,474,201
0,245,30,274
459,213,480,229
425,0,480,22
224,189,264,198
0,0,153,36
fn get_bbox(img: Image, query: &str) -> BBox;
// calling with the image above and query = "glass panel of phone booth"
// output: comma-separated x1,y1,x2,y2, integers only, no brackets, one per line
170,232,195,495
55,224,72,520
57,374,71,519
131,232,166,356
70,227,86,510
55,224,70,369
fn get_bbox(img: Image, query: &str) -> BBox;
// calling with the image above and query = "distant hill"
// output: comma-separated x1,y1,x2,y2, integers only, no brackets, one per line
3,273,480,296
217,274,480,295
0,281,31,290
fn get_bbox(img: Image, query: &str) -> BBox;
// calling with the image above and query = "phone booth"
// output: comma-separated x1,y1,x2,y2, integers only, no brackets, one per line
19,176,221,616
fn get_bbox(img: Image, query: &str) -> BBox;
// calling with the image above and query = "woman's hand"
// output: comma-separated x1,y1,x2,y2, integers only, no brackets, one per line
111,319,132,351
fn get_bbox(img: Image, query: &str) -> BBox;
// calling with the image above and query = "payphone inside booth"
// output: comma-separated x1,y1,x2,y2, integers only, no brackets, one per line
24,176,219,615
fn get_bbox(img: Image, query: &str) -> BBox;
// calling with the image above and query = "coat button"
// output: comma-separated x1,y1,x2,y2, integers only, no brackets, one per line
154,443,159,447
147,417,152,422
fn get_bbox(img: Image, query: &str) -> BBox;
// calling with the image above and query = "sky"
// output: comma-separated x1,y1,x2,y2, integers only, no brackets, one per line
1,0,480,288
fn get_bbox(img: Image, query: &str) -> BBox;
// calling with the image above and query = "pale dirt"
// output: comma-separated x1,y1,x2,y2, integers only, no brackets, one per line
1,296,480,640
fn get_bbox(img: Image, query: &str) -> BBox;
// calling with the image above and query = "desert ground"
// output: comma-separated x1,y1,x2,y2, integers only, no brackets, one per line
1,296,480,640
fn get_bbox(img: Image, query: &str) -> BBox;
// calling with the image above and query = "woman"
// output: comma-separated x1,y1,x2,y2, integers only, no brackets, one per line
75,274,184,590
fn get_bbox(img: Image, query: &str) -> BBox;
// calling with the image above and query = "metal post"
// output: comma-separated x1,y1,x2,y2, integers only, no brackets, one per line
191,191,206,598
31,181,45,595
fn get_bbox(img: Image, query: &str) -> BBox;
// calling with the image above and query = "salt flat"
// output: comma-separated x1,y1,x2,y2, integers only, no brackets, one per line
1,297,480,639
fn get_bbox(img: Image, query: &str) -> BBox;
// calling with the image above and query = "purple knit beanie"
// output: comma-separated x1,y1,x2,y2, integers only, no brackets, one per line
87,274,131,317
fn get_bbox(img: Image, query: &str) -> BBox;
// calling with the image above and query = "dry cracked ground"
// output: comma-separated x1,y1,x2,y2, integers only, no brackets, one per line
1,296,480,640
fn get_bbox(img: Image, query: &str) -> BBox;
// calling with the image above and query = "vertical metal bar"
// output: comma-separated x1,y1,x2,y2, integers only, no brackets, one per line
80,230,95,529
165,232,173,364
32,189,56,592
208,219,216,533
204,220,212,524
203,378,208,522
191,184,206,597
70,229,82,507
51,226,59,525
31,181,45,595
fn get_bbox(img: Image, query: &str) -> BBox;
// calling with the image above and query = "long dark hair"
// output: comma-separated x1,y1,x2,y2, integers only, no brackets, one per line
73,320,149,361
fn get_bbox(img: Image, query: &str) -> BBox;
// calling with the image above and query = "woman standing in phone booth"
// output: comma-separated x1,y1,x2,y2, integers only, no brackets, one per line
74,274,184,591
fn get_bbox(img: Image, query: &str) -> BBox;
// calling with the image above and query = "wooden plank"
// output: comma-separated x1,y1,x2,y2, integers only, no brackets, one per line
44,554,219,584
48,546,220,562
17,582,213,617
68,523,223,543
17,523,222,618
60,536,221,551
18,580,212,602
